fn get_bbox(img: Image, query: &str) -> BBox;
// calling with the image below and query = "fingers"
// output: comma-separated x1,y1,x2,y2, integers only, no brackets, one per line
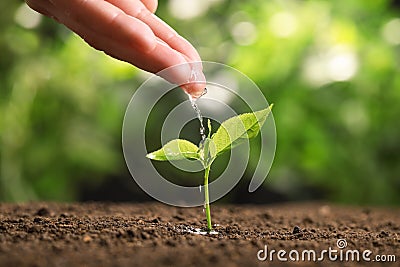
51,0,157,52
104,0,205,96
51,10,197,91
106,0,201,62
25,0,205,97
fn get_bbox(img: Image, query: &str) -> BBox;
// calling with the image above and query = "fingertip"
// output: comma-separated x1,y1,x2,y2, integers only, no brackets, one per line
141,0,158,13
140,40,205,97
157,61,206,99
180,64,206,99
181,83,206,99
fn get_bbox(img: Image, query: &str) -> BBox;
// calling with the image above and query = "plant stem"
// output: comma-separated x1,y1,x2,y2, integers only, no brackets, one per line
204,165,212,231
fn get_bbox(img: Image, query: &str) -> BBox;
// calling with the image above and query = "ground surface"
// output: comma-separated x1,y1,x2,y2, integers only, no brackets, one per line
0,202,398,267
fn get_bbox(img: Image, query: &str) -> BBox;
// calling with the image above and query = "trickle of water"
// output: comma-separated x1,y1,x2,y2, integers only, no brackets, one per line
199,185,202,192
188,88,207,147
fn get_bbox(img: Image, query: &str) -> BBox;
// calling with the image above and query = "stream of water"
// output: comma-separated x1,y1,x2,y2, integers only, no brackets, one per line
188,88,220,235
188,88,207,147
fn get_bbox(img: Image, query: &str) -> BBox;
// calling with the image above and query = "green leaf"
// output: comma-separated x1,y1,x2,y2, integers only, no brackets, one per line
211,105,273,155
146,139,200,161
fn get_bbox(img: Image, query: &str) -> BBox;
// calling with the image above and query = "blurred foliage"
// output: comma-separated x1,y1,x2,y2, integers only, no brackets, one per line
0,0,399,205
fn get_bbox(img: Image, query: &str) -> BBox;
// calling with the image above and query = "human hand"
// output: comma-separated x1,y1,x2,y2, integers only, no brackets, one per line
25,0,206,98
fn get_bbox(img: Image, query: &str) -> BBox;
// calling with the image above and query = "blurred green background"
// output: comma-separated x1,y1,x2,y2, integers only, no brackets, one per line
1,0,399,205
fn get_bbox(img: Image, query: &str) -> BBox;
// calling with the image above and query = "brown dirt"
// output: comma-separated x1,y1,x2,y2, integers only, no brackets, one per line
0,202,398,266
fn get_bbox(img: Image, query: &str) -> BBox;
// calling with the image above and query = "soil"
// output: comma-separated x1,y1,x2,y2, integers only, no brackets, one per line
0,202,398,266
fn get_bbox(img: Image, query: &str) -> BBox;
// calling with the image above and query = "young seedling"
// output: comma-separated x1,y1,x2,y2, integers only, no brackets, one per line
146,105,273,231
